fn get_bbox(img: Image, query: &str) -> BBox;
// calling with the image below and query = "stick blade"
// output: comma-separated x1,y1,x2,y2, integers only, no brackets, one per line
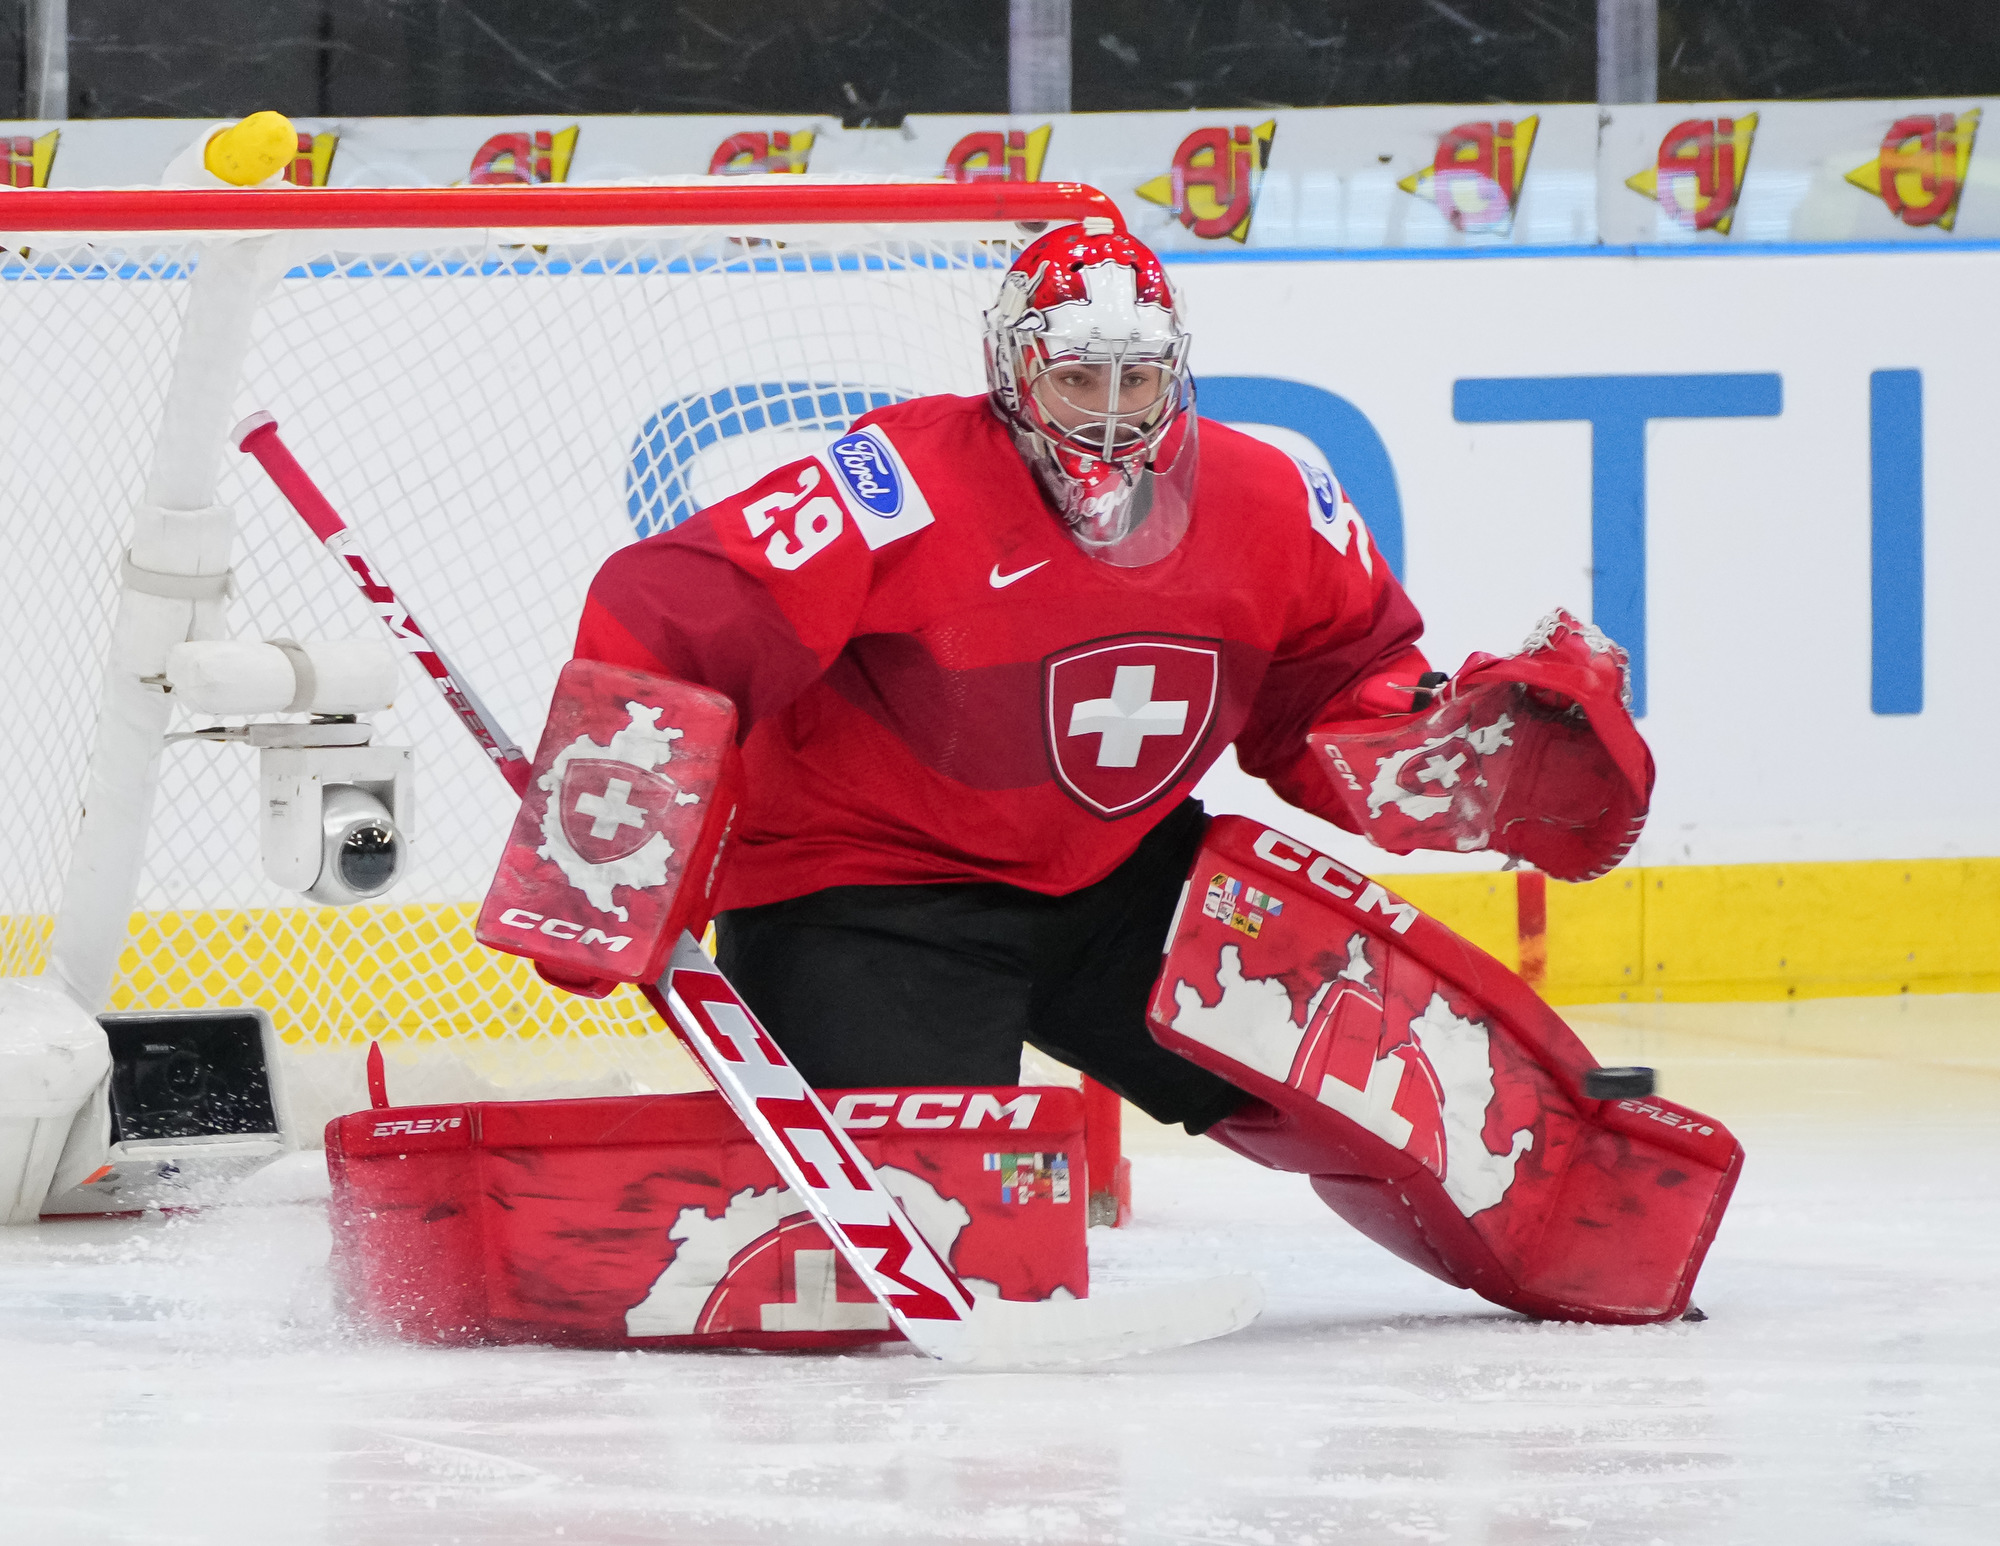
944,1273,1264,1367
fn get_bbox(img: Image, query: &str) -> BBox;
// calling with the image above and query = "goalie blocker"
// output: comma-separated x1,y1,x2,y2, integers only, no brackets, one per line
474,659,743,993
1150,815,1742,1324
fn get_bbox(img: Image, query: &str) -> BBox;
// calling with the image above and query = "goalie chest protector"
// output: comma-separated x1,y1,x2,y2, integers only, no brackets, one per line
325,1086,1085,1350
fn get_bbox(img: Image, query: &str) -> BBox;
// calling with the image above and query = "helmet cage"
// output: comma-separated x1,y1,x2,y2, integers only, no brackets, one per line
983,238,1195,562
1016,331,1193,483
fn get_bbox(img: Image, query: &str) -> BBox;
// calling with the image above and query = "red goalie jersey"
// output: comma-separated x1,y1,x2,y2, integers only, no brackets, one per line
575,393,1428,911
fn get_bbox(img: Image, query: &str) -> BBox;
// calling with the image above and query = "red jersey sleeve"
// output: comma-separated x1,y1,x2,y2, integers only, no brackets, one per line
1233,460,1431,827
574,454,876,734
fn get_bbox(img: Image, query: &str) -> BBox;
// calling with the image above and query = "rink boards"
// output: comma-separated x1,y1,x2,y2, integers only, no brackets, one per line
1179,242,2000,1003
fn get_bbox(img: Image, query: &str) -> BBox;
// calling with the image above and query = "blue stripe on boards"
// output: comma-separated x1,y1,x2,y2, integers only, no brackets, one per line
1869,369,1924,716
1453,373,1785,718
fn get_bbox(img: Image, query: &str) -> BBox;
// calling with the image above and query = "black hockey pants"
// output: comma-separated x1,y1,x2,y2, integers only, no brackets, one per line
713,798,1245,1133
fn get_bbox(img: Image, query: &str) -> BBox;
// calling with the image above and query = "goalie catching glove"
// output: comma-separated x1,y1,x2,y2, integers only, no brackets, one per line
1305,609,1653,882
474,660,743,995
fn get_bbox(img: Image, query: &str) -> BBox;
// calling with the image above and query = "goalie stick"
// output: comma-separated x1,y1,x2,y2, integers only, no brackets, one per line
233,414,1262,1365
231,411,532,796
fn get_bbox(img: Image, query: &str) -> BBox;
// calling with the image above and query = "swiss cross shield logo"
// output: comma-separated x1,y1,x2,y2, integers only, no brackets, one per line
536,702,701,921
558,758,685,865
1044,634,1220,818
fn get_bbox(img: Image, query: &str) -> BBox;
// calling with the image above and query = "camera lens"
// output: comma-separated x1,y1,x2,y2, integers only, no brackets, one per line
306,784,404,905
338,820,398,894
162,1048,206,1101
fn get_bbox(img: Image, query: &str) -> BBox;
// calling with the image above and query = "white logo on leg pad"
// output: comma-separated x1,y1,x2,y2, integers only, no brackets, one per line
1169,942,1533,1217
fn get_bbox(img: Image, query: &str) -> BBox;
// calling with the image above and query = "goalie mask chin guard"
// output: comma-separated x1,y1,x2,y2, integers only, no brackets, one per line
984,224,1197,568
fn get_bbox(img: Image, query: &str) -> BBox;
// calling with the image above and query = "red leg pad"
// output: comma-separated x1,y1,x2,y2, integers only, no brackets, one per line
325,1087,1086,1349
1149,816,1742,1325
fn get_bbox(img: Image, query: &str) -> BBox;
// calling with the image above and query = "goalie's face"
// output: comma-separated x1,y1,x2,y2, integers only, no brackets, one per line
1029,361,1174,446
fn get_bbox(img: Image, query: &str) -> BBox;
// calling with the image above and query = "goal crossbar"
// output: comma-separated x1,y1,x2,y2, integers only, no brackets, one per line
0,180,1126,234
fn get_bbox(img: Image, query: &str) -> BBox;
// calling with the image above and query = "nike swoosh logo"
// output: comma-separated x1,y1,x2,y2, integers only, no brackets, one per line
989,560,1050,589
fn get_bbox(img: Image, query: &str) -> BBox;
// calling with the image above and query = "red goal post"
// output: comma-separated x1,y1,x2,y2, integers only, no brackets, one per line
0,178,1133,1220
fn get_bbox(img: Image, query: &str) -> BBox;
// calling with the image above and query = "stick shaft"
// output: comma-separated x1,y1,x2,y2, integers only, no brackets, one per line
648,934,980,1360
233,413,531,795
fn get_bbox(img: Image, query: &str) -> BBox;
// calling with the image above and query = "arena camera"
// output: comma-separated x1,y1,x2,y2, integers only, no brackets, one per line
161,637,414,906
263,756,412,906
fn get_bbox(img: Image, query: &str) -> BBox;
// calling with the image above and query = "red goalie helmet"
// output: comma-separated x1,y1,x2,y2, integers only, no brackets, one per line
984,223,1197,566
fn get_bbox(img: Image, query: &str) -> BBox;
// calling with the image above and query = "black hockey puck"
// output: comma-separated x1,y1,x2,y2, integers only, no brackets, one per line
1681,1305,1709,1323
1583,1065,1655,1100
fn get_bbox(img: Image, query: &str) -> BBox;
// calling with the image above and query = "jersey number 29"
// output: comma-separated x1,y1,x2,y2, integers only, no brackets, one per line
743,463,845,571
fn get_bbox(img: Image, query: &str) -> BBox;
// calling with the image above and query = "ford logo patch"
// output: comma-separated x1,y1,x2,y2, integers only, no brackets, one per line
830,432,902,517
1303,463,1339,524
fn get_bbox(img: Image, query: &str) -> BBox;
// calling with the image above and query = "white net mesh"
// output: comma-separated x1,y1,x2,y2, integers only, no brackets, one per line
0,203,1019,1139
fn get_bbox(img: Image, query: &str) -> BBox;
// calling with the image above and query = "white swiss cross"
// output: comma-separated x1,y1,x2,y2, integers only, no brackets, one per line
1417,752,1466,789
1066,665,1189,768
573,777,647,840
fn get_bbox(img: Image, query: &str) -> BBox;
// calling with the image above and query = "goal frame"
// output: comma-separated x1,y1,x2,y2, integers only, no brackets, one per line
4,178,1136,1221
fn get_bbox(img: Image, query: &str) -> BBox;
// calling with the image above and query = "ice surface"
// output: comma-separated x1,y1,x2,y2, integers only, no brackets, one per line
2,996,1996,1546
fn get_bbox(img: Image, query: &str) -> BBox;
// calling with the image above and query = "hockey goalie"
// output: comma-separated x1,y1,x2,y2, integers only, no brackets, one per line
476,221,1740,1327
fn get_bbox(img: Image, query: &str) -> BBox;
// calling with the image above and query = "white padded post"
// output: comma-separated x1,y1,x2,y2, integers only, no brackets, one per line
46,234,288,1010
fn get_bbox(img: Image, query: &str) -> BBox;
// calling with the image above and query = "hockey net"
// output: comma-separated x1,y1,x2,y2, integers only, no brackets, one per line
0,181,1119,1141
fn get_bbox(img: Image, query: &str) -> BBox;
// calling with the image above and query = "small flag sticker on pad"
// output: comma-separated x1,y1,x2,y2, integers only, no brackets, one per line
1202,871,1281,938
985,1152,1071,1204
